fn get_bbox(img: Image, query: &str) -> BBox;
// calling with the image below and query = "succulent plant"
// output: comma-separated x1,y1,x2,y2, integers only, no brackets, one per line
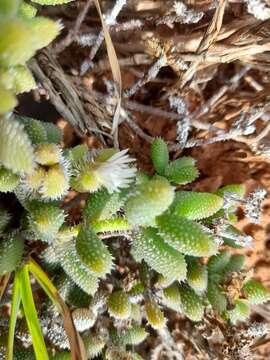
107,290,132,319
0,232,24,275
76,226,113,276
0,116,35,174
132,227,187,282
145,299,166,329
0,127,268,359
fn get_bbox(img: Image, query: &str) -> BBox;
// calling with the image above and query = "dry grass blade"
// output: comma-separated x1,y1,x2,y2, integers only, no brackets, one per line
30,50,108,144
197,0,227,53
94,0,122,147
180,0,227,87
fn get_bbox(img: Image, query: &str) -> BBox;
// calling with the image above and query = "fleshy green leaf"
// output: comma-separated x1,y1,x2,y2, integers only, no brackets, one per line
126,177,175,226
132,227,187,282
165,157,199,185
0,233,24,275
0,166,19,192
178,283,204,321
145,300,166,329
172,191,223,220
107,290,131,319
0,209,10,233
242,279,270,305
76,227,113,277
19,2,37,19
29,17,62,51
0,86,17,113
156,213,217,257
83,187,127,221
122,325,148,345
151,138,169,175
187,258,208,293
83,334,105,360
0,65,36,95
60,241,99,295
162,283,181,311
27,201,65,243
42,122,63,144
90,217,131,233
207,281,227,313
207,250,231,274
223,254,245,275
229,299,250,324
216,184,246,199
0,19,35,66
0,117,35,174
17,116,47,145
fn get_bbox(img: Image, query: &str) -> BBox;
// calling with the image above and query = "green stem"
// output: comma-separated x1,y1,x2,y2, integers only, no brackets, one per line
90,217,131,233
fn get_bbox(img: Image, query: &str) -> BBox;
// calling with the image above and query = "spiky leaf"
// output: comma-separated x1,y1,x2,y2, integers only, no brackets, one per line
42,122,62,143
229,299,250,324
178,283,204,321
29,17,62,51
0,86,17,113
123,325,148,345
0,19,34,66
24,166,46,193
223,254,245,275
165,157,199,185
187,258,208,293
35,143,61,166
19,2,37,18
67,283,91,308
222,225,250,249
83,334,105,360
132,227,187,282
207,250,231,274
145,300,166,329
156,213,217,257
72,308,96,332
126,177,175,226
67,144,88,168
242,279,270,305
0,116,35,174
172,191,223,220
207,281,227,313
151,138,169,175
83,187,126,221
18,116,47,144
0,233,24,275
28,201,65,242
136,171,150,185
0,65,35,94
76,227,113,277
91,217,131,233
216,184,246,199
42,164,70,200
107,290,131,319
0,166,19,192
162,283,181,311
60,241,99,295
